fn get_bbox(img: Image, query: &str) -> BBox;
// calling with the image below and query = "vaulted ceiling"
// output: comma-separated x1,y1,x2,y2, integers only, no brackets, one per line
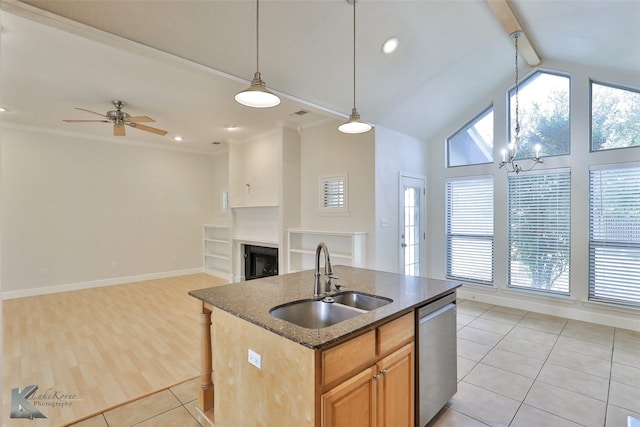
1,0,639,153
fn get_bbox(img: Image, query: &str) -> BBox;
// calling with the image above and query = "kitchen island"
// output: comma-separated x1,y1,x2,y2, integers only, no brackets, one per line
189,265,460,426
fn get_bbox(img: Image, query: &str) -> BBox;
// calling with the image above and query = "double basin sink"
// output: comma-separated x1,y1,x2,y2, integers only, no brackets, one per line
270,291,392,329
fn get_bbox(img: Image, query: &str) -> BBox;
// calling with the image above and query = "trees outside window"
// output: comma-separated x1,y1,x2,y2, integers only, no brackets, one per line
509,71,570,158
591,82,640,151
508,170,571,294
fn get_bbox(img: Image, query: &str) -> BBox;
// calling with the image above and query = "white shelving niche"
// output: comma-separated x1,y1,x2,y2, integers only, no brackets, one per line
203,225,232,282
287,229,367,273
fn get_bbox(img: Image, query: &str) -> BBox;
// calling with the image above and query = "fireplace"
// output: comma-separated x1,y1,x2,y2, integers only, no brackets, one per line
244,245,278,280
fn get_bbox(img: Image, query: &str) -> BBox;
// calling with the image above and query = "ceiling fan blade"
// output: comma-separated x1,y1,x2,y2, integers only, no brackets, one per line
114,124,126,136
63,119,110,123
75,107,108,118
129,116,155,123
129,123,168,136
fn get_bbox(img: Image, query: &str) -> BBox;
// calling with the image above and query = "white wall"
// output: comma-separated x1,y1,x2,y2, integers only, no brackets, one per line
426,60,640,330
209,150,230,226
299,120,376,267
374,126,427,273
1,127,217,297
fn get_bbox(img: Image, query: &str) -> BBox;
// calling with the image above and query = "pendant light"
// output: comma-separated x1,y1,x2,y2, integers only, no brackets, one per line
338,0,372,134
235,0,280,108
499,31,542,173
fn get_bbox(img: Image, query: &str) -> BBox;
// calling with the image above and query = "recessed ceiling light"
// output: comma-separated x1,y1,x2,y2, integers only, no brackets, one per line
382,37,399,54
225,125,238,131
173,136,183,142
0,107,7,112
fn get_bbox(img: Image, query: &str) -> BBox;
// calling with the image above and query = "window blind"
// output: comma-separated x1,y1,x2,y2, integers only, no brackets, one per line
589,165,640,306
446,176,494,285
508,170,571,294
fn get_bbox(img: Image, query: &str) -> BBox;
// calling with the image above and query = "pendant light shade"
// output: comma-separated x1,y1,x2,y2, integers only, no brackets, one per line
339,0,371,134
235,0,280,108
338,107,372,134
235,72,280,108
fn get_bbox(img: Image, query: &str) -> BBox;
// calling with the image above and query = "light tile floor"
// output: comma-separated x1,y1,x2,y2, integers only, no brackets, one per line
67,300,640,427
430,299,640,427
65,377,207,427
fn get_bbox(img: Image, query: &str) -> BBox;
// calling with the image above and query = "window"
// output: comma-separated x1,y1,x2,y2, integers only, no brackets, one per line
446,176,494,285
591,82,640,151
221,191,230,211
589,165,640,306
319,174,348,214
447,106,494,167
509,71,570,158
508,170,571,294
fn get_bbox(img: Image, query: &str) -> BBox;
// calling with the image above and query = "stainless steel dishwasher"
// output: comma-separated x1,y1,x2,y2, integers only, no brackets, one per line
416,292,457,426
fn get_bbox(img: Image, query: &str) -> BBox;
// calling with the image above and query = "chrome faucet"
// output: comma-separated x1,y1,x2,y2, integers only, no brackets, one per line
314,242,335,297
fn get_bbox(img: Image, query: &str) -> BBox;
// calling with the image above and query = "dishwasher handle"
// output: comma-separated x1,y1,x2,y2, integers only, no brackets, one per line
417,292,456,319
419,303,455,324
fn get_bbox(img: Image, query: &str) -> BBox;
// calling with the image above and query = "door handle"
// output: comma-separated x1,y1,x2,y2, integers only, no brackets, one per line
401,243,407,247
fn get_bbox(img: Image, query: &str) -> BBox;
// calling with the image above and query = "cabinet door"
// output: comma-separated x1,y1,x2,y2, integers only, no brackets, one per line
377,343,414,427
322,365,377,427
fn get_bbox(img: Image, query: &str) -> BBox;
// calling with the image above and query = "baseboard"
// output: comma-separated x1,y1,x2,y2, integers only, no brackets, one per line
2,267,203,300
458,286,640,332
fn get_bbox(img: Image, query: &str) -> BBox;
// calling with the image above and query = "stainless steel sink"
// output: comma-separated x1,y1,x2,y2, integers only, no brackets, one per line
331,292,393,311
269,292,393,329
270,299,364,329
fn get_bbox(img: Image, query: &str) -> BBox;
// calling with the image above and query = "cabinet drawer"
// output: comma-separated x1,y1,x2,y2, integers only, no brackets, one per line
377,312,414,356
322,330,376,387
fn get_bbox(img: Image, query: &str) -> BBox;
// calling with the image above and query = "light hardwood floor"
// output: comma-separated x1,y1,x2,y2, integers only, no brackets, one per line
2,273,226,427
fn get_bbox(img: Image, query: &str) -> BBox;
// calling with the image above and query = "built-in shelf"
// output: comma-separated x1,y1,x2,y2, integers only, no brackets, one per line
287,229,367,273
204,225,232,281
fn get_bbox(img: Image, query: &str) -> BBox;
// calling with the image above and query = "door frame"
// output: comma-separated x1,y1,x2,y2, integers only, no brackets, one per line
398,173,427,276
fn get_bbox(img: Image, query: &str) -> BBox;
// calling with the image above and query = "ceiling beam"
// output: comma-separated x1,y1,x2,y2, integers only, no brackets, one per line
486,0,541,66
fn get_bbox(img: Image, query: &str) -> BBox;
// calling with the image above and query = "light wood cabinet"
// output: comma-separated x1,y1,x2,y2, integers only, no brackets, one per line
376,343,414,427
321,365,377,427
321,313,415,427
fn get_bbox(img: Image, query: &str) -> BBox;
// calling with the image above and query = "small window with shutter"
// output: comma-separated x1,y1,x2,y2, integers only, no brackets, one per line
320,175,348,214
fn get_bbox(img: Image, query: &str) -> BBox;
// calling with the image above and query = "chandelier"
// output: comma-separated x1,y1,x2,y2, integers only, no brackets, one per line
499,31,543,174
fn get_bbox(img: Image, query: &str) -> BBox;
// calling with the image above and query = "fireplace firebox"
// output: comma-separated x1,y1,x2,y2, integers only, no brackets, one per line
244,245,278,280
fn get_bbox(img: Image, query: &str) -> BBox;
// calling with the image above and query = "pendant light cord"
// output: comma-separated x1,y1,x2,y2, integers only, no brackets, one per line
352,0,357,110
256,0,260,73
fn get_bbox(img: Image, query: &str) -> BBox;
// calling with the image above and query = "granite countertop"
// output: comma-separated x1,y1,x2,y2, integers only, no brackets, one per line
189,266,461,350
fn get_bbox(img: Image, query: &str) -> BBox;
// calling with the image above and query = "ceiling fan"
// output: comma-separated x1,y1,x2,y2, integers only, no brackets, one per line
63,100,168,137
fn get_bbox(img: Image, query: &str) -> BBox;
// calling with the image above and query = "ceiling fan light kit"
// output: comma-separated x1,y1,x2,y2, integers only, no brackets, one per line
235,0,280,108
63,100,168,137
339,0,372,134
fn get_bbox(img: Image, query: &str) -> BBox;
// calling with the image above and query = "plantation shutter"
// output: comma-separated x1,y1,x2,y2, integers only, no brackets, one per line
589,165,640,306
323,178,345,209
508,170,571,294
446,176,494,285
